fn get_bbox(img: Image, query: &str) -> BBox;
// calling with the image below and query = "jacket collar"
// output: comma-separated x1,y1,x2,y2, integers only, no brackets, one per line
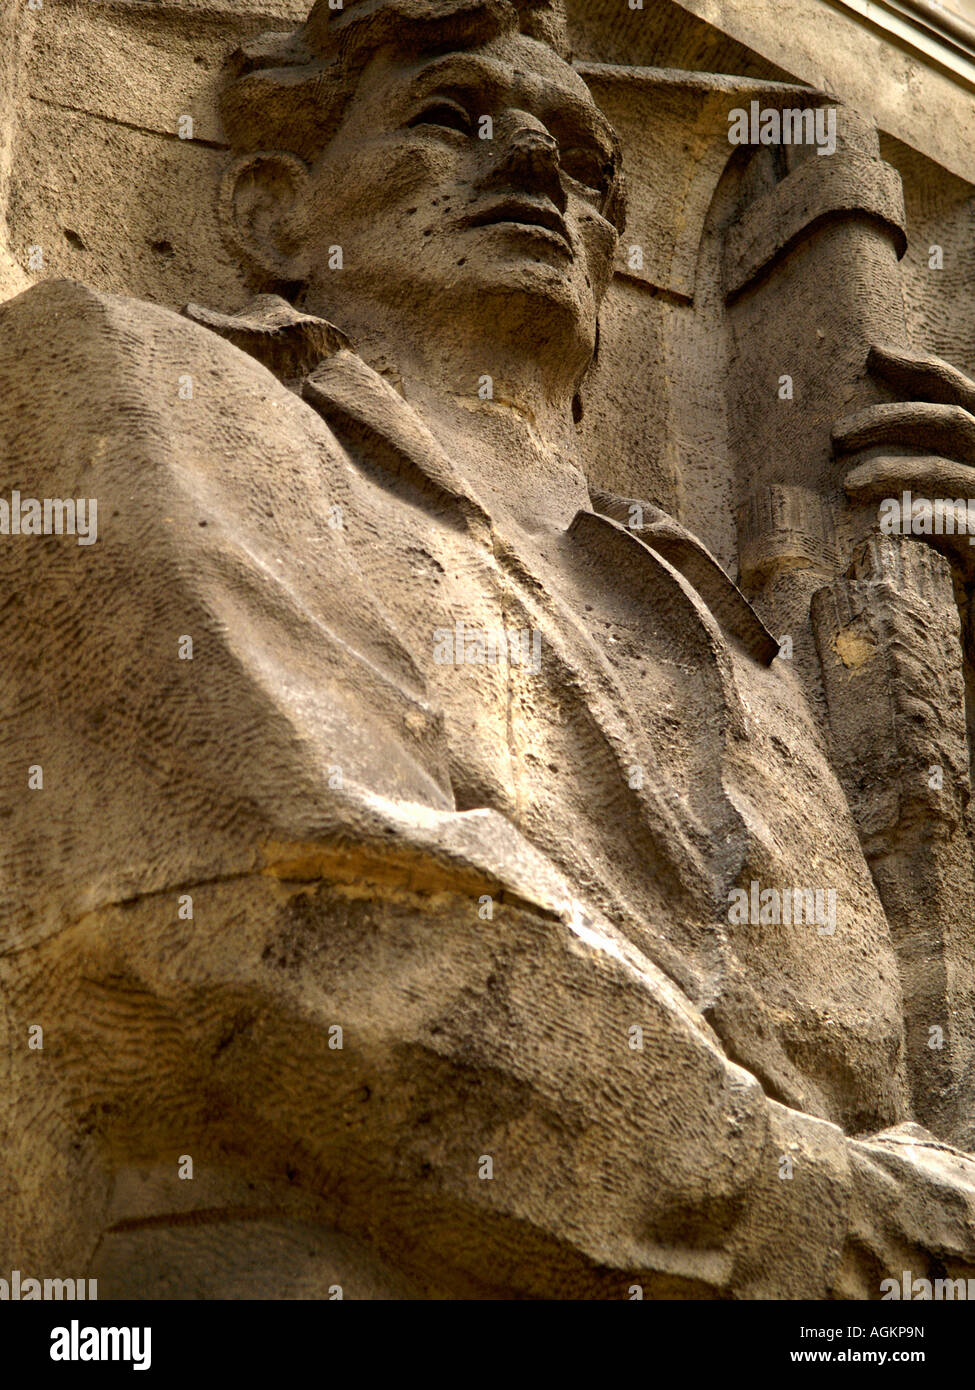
185,295,777,666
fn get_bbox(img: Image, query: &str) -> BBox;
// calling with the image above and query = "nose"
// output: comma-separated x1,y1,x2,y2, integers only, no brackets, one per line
487,112,566,211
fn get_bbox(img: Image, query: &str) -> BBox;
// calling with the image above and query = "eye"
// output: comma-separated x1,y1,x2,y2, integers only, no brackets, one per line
407,100,474,137
560,145,614,199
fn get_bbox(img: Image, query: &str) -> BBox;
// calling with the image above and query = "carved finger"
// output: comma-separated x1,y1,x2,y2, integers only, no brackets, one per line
843,455,975,501
832,401,975,462
868,342,975,413
843,460,975,576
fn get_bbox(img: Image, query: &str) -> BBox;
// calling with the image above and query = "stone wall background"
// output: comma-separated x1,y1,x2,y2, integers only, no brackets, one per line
2,0,974,573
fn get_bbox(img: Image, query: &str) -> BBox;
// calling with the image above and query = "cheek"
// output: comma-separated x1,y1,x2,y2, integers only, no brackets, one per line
574,208,618,300
304,138,470,247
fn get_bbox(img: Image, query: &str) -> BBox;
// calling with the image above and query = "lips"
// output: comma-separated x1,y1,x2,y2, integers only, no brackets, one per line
464,198,571,250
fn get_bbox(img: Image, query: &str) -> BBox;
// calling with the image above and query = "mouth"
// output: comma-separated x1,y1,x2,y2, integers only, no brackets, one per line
463,198,572,252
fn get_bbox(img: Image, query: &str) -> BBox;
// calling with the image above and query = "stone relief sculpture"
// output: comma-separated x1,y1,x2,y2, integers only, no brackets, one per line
3,0,975,1300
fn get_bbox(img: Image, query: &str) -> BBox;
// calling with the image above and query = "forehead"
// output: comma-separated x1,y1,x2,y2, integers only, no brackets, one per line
369,33,605,125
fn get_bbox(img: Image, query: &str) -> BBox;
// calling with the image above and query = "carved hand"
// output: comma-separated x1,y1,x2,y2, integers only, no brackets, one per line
835,342,975,573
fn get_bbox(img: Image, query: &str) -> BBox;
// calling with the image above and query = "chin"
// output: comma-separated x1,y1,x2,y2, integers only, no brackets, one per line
503,270,594,354
464,258,593,322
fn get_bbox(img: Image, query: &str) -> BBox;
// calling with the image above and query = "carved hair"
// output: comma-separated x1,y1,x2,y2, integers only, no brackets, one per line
221,2,570,157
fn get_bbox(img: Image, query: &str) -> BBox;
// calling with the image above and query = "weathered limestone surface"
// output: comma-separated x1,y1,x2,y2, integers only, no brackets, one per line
2,0,975,1300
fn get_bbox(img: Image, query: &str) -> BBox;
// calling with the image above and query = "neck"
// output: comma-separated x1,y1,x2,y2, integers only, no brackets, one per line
406,375,591,533
322,308,593,534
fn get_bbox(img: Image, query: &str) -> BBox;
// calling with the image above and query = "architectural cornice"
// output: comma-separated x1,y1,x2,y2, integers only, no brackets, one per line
831,0,975,87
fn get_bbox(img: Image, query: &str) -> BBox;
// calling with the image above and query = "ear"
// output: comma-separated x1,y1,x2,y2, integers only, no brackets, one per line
218,152,311,285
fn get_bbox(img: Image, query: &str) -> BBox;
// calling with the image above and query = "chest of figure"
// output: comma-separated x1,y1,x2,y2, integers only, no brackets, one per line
375,495,908,1131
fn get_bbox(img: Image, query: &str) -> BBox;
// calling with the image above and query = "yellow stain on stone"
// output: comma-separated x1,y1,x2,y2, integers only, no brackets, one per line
834,626,876,669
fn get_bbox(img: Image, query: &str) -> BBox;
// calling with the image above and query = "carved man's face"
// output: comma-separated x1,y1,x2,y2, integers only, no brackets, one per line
289,31,621,381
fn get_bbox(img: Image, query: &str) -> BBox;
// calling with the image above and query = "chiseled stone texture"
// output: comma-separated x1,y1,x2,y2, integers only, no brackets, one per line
2,0,975,1300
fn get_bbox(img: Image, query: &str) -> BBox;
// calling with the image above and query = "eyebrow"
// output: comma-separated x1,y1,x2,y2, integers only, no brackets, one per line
410,53,508,104
408,53,618,155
